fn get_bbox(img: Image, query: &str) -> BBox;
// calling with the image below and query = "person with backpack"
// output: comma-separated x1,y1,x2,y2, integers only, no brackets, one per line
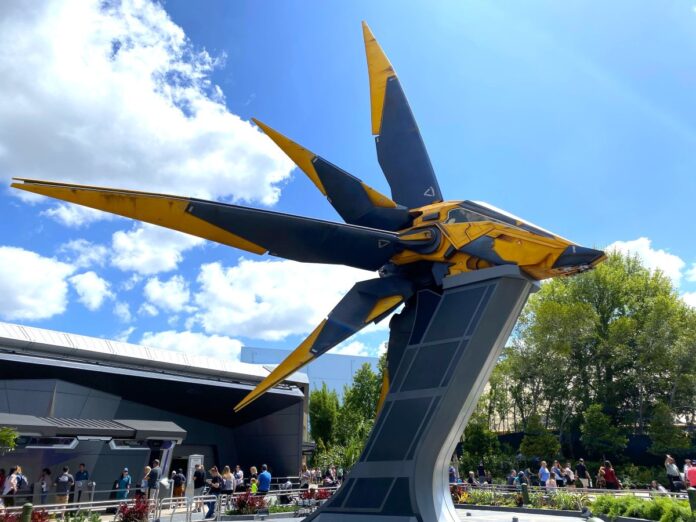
54,466,75,505
173,469,187,498
2,467,19,507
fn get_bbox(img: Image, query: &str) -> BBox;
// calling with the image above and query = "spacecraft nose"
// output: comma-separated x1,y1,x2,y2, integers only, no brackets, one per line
553,245,605,269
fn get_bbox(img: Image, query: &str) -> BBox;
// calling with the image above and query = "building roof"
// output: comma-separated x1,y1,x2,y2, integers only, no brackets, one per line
0,322,308,388
0,412,186,441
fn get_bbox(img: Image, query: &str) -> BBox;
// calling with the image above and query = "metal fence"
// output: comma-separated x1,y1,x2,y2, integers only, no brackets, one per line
0,486,339,521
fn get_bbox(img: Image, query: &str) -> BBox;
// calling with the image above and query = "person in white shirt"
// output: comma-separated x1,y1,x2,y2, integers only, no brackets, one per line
233,465,244,493
564,462,576,489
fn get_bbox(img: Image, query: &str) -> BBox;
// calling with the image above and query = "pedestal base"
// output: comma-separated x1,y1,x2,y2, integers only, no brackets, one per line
306,266,536,522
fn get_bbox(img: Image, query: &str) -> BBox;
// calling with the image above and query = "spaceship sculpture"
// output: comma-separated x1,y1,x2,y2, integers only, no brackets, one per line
14,22,605,522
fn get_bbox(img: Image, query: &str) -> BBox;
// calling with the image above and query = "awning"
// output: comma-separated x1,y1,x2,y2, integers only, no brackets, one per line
0,413,186,442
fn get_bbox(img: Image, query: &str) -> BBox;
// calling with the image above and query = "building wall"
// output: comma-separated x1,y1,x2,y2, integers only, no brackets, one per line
241,347,379,397
0,378,303,484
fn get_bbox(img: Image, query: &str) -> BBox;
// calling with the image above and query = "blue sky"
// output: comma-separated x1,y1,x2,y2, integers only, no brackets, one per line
0,0,694,361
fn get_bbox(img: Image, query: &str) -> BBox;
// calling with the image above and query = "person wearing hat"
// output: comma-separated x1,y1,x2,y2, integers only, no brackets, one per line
115,468,131,500
576,459,591,489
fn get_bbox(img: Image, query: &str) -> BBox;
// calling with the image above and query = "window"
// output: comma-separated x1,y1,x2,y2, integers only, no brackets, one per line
444,208,487,224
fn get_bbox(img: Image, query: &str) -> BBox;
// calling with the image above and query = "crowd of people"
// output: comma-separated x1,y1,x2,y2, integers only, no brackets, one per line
1,464,91,507
453,455,696,493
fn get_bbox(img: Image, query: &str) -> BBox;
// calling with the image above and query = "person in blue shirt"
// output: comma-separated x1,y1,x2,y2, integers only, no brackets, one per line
75,463,89,503
115,468,131,500
538,461,550,487
257,464,271,495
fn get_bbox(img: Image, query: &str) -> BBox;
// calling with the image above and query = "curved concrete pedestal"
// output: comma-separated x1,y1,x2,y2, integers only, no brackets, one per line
305,266,536,522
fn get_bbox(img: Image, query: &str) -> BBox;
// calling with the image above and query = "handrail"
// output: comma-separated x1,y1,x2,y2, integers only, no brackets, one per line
448,482,691,499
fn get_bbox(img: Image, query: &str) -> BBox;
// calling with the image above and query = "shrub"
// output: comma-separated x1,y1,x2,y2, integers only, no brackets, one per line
116,498,151,522
590,494,695,522
233,492,267,515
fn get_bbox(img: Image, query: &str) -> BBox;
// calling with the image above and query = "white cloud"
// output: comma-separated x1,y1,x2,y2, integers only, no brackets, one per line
138,303,159,317
42,204,115,228
140,330,242,360
686,263,696,283
144,274,191,312
113,301,132,323
683,292,696,308
121,274,142,291
606,237,685,286
59,239,109,268
1,0,294,227
332,340,370,356
115,326,136,342
0,246,74,320
111,224,203,275
192,259,369,341
69,271,114,310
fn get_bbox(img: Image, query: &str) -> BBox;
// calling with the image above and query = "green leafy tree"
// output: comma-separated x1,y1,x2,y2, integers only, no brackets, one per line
309,383,339,447
462,413,500,461
649,401,689,455
580,404,627,459
519,414,560,460
341,363,381,422
473,252,696,460
0,427,17,455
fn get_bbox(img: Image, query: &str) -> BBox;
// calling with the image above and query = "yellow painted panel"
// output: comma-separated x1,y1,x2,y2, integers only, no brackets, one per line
234,320,327,412
362,21,395,135
364,295,403,324
361,183,397,208
253,119,326,195
11,179,266,254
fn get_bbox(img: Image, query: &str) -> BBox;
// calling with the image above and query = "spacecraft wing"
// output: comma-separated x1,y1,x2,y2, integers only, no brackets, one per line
12,178,400,271
362,22,443,209
234,276,414,412
254,119,411,231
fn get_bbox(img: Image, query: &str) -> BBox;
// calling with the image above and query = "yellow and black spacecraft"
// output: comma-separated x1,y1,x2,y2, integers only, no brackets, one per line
12,22,605,413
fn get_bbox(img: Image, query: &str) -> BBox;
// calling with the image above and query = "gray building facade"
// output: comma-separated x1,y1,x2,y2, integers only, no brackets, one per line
0,322,309,495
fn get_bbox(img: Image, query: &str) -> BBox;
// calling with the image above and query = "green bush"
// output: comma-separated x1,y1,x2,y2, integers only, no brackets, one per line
590,494,695,522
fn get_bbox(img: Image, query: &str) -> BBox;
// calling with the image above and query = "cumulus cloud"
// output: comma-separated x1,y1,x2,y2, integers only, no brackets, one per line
113,301,132,323
1,0,293,227
111,224,203,275
0,246,74,320
143,274,191,312
192,259,369,341
69,271,114,310
59,239,109,269
606,237,685,286
686,264,696,283
332,340,370,356
683,292,696,308
42,205,115,228
140,330,243,360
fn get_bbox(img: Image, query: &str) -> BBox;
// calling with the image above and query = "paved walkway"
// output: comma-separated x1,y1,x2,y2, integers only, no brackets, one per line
458,508,584,521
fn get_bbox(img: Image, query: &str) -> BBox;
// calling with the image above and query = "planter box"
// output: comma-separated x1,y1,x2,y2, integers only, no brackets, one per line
455,504,652,521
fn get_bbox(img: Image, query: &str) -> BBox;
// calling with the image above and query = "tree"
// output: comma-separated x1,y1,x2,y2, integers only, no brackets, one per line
462,413,500,462
473,251,696,459
649,401,689,455
341,363,381,423
580,404,627,459
519,414,559,460
0,427,17,455
309,383,339,447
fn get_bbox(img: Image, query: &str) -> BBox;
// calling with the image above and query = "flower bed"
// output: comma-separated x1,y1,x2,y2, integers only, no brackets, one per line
453,488,696,522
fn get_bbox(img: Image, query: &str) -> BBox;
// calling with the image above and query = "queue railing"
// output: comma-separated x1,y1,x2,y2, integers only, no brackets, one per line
0,486,340,522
